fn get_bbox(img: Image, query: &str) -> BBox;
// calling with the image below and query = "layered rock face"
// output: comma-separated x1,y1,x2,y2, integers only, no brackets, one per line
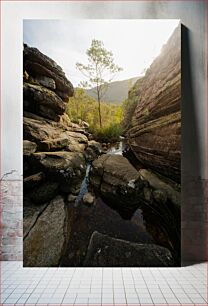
127,26,181,182
23,45,88,266
24,44,74,101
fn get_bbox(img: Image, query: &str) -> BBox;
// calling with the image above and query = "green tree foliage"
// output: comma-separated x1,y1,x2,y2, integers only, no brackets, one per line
76,39,123,128
67,88,123,142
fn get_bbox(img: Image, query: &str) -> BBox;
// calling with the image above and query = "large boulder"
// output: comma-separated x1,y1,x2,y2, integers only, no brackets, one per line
28,181,59,204
89,154,180,261
127,26,181,182
23,203,48,238
84,231,175,267
31,151,86,193
61,198,153,267
90,154,145,218
24,44,74,100
23,196,68,267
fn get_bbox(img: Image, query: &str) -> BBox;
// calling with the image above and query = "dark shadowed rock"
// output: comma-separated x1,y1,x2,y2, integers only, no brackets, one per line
84,140,102,161
84,231,175,267
88,140,102,154
33,75,56,90
89,154,181,260
24,45,74,99
61,198,153,267
139,168,180,207
29,181,59,204
90,154,145,218
23,140,37,155
24,45,64,76
127,26,181,182
23,172,45,190
24,196,67,267
23,82,66,121
31,151,86,193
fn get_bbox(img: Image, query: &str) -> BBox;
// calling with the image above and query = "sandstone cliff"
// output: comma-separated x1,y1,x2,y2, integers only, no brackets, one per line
127,26,181,182
23,45,89,266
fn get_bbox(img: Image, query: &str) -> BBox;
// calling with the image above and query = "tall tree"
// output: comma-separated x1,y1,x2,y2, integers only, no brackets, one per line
76,39,122,128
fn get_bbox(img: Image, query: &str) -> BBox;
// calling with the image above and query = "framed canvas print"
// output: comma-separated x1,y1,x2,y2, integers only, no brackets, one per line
23,19,181,267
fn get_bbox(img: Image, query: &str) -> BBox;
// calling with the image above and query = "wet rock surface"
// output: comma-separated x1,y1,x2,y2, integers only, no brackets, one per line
61,197,153,267
84,231,174,267
89,153,181,263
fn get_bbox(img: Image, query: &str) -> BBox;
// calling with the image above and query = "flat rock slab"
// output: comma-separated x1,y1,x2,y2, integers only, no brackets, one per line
24,196,66,267
23,203,48,238
23,114,88,152
84,231,174,267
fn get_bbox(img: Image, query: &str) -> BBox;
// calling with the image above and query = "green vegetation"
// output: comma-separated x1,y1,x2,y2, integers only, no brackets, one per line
76,39,123,128
92,123,123,143
121,77,143,132
67,88,123,142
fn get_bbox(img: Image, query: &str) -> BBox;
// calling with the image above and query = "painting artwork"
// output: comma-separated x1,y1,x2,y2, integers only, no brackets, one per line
23,19,181,267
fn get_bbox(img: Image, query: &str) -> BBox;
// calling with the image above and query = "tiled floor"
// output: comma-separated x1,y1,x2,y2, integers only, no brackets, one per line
0,261,207,305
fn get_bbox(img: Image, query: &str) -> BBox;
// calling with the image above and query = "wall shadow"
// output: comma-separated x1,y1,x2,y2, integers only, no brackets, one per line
181,25,207,266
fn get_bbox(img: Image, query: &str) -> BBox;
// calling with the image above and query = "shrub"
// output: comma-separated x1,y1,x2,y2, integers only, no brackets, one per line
90,123,122,143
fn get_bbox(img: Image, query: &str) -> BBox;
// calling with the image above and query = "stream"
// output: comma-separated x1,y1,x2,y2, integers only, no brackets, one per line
61,141,154,267
75,140,126,206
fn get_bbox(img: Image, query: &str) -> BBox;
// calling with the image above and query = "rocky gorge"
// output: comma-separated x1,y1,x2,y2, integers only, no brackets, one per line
23,25,181,267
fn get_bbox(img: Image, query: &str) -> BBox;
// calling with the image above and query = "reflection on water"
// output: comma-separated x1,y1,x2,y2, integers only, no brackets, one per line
62,196,153,267
61,140,155,267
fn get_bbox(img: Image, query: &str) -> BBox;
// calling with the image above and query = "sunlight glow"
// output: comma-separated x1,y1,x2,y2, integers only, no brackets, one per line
23,19,180,86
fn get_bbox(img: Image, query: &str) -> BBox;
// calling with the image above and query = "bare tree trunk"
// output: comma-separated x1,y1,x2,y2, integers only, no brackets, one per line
97,87,102,128
98,100,102,128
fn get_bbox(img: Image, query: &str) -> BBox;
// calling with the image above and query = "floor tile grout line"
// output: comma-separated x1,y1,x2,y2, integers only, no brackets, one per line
130,267,141,305
0,262,207,306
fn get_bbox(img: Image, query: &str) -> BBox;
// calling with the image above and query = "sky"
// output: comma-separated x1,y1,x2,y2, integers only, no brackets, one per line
23,19,179,87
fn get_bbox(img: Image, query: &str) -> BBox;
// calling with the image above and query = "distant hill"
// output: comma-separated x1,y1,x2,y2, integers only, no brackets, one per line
85,77,139,104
